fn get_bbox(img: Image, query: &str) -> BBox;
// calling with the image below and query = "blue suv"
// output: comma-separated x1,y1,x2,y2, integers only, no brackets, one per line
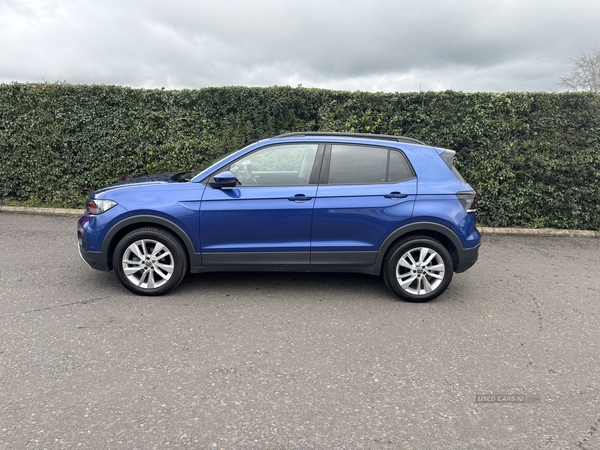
78,132,480,302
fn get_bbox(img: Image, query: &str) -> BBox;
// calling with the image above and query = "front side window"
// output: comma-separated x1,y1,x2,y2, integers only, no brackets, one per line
328,145,414,184
229,144,319,186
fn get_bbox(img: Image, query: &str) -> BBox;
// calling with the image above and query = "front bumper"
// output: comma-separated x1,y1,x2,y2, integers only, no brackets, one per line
78,244,109,271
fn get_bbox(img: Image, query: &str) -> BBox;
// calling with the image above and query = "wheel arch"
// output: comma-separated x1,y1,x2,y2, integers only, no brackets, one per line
101,215,197,271
377,222,463,273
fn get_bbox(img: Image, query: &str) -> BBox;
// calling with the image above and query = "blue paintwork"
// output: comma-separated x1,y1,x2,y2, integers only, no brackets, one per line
78,134,480,274
410,195,480,249
79,204,131,252
312,179,417,253
200,185,318,257
80,182,205,253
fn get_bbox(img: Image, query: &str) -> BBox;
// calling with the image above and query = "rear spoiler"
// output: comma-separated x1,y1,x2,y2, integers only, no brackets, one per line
439,149,456,170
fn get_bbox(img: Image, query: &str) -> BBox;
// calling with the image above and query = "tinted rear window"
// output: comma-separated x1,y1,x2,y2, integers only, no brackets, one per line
328,145,414,184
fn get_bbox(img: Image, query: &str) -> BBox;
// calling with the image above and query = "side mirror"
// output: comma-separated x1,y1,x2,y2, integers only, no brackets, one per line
209,170,238,188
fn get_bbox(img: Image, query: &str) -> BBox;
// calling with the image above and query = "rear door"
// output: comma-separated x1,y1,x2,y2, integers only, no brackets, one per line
311,143,417,266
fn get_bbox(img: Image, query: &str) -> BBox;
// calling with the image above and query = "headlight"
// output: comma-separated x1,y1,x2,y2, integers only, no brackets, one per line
86,199,117,215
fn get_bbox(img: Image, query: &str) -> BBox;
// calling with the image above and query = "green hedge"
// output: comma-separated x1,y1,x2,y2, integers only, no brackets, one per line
1,83,599,229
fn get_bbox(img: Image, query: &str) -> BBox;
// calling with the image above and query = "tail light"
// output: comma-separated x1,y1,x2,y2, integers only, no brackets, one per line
456,191,477,213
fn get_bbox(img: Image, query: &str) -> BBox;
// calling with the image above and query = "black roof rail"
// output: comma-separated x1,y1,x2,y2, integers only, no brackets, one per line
274,132,425,146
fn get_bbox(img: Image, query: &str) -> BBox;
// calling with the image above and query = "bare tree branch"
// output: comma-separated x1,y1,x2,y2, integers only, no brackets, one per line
559,49,600,93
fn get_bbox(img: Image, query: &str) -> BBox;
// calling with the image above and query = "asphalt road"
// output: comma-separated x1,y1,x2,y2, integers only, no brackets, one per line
1,213,600,449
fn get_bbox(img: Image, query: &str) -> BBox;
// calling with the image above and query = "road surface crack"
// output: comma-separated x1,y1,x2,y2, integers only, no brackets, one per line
0,296,110,318
532,297,542,332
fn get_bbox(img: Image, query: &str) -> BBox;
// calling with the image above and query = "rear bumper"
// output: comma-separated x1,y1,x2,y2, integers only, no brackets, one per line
456,243,480,273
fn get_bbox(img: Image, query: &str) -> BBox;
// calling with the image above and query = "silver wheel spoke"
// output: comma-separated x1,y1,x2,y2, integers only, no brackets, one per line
146,271,155,289
399,274,418,288
150,242,167,258
422,277,433,293
141,240,149,257
154,265,171,279
153,250,171,262
396,246,446,296
124,264,144,276
415,276,422,294
127,243,144,260
123,259,141,265
138,269,149,286
423,252,437,266
398,271,414,280
398,257,414,270
122,238,174,290
427,263,445,272
418,248,429,265
427,271,444,280
155,262,174,274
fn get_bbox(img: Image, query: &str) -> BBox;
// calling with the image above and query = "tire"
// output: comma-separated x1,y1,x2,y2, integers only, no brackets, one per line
113,227,188,296
383,236,453,302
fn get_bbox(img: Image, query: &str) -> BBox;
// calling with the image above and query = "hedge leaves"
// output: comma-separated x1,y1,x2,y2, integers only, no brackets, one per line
1,83,598,229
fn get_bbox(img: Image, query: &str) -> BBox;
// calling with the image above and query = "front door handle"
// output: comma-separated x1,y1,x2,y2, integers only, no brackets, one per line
384,191,408,199
288,194,313,203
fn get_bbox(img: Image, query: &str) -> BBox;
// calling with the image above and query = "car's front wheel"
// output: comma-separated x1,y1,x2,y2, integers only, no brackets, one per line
113,228,187,296
383,236,453,302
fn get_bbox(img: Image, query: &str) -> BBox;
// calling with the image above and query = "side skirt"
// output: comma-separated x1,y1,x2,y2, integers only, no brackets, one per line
190,251,380,275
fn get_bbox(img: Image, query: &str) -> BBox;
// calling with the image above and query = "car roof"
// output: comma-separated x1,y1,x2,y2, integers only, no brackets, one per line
269,132,425,146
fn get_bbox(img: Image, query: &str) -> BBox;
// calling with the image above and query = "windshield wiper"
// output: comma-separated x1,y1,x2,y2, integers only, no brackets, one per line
170,171,192,182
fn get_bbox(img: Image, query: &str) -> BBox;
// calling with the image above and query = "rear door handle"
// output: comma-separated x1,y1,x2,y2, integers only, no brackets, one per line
384,191,408,199
288,194,313,202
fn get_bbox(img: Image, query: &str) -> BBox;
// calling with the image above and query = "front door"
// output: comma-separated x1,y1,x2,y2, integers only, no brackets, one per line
200,143,322,267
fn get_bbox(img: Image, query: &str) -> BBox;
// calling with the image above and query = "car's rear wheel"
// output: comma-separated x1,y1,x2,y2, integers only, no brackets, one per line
113,228,187,296
383,236,453,302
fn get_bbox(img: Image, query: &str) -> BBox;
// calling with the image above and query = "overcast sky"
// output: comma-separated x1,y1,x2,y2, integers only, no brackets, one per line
1,0,599,92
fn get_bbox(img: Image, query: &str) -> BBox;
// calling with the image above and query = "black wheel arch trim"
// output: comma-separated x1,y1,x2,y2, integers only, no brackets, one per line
376,222,465,269
101,215,200,271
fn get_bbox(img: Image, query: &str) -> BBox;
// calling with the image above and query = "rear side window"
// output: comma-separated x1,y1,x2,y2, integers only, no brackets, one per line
327,145,414,184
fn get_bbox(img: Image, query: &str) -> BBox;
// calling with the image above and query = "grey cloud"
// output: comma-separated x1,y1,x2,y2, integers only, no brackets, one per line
0,0,599,91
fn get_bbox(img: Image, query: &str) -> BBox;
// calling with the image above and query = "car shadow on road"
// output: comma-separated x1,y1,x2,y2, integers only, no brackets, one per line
78,263,470,305
177,271,404,304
